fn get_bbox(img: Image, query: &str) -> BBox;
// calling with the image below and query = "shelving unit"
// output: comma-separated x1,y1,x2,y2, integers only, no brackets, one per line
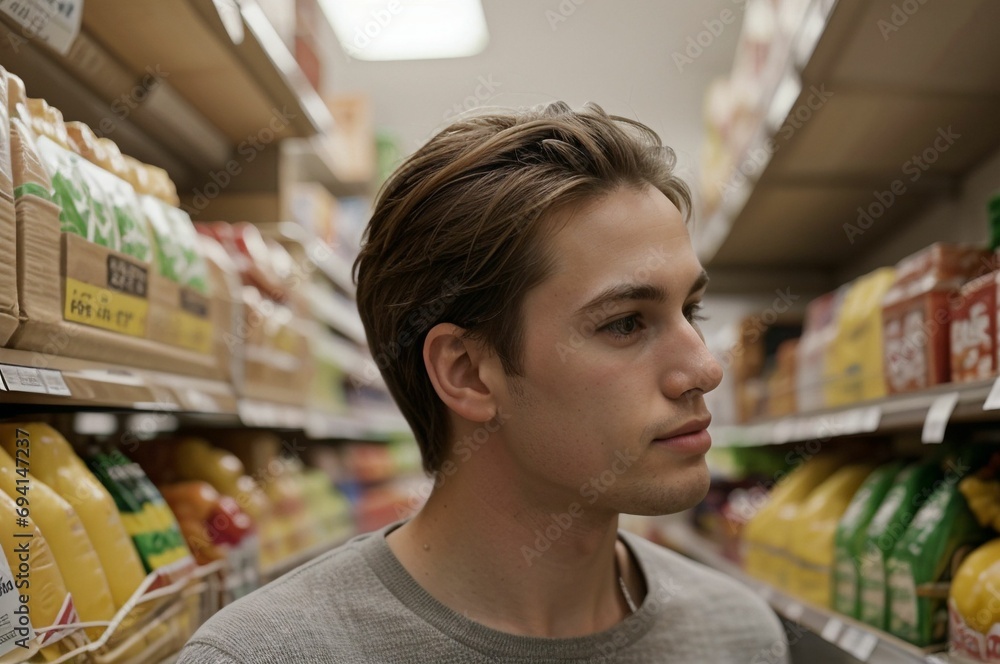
654,519,955,664
714,376,1000,447
697,0,1000,283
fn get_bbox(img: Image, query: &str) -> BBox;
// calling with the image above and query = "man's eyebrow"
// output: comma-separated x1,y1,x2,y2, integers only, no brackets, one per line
574,270,710,317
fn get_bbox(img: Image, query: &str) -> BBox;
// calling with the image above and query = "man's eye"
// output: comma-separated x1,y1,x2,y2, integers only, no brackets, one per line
685,303,707,323
602,315,641,340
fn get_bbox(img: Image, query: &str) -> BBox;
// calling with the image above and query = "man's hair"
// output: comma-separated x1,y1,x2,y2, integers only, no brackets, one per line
354,101,691,473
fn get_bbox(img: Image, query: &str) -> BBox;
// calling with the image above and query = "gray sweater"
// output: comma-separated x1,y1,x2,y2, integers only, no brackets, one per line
178,523,789,663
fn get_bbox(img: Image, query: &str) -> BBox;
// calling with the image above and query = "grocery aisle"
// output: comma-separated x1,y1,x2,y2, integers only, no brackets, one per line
0,0,996,662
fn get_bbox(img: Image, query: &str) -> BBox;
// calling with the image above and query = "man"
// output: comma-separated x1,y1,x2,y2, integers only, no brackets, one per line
179,102,789,663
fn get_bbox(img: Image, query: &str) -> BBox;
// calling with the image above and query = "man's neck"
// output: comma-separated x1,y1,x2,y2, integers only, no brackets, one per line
385,465,644,638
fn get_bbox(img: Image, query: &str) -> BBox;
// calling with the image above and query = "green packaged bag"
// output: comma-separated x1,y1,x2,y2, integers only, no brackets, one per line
35,135,121,249
857,462,941,629
832,461,902,618
886,477,990,646
139,194,210,293
85,448,193,574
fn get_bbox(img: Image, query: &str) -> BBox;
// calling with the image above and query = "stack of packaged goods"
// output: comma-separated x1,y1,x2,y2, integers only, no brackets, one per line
0,422,203,662
3,70,228,381
739,448,994,649
727,241,999,423
698,0,815,216
131,433,353,584
197,221,314,406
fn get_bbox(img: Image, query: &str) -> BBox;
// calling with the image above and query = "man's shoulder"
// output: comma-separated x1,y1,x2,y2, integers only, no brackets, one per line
178,532,383,664
622,530,784,627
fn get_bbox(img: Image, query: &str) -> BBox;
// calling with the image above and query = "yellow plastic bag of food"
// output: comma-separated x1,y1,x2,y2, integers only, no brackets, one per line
787,464,875,606
0,423,146,608
0,447,115,642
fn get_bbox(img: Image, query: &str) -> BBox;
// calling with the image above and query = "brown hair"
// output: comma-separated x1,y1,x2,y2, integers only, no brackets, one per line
354,102,691,473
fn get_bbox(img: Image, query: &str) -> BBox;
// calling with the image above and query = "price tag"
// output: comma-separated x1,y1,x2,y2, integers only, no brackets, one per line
922,392,960,444
838,628,878,662
0,364,47,394
0,0,82,55
784,601,804,623
984,375,1000,411
820,617,843,643
926,656,950,664
859,406,882,432
38,369,71,396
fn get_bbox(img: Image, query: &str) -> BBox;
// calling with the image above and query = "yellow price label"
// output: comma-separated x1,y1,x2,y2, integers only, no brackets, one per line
161,310,214,354
64,277,148,337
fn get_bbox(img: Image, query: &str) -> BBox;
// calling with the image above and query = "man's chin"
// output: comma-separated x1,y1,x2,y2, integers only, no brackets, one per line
622,463,712,516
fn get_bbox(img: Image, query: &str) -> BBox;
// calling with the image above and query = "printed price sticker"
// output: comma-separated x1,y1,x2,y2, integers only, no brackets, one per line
820,617,843,643
922,392,960,444
0,543,34,653
37,369,70,396
0,0,82,55
983,375,1000,411
784,602,804,623
0,365,47,394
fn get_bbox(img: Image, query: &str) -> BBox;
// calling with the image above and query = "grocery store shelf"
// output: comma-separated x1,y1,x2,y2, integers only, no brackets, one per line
654,519,953,664
698,0,1000,272
0,0,332,192
713,377,1000,447
281,136,374,199
0,346,239,416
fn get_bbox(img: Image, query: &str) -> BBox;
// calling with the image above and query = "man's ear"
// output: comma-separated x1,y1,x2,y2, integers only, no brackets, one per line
423,323,498,423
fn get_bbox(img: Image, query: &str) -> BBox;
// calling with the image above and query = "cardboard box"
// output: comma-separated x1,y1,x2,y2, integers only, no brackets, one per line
950,271,998,383
7,91,221,378
883,244,991,394
0,68,19,344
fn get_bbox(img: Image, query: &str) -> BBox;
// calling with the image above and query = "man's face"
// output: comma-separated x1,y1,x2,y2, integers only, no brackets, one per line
495,183,723,516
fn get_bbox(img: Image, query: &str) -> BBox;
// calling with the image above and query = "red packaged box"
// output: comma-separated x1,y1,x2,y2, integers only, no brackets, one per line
882,243,992,393
950,271,999,383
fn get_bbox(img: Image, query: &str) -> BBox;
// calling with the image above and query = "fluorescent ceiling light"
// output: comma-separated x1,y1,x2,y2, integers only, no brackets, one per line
320,0,489,61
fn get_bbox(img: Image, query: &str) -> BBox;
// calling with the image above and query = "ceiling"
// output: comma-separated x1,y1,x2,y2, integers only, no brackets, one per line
317,0,744,194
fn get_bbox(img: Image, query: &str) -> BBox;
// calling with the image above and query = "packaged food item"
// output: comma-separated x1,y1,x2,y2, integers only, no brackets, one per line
950,271,999,383
743,455,844,587
765,338,797,417
0,447,115,641
0,423,146,608
887,476,990,646
85,447,194,577
171,438,282,566
858,461,942,629
159,481,255,565
796,290,845,412
6,73,221,379
883,243,992,393
0,489,69,644
832,461,902,618
948,538,1000,661
788,463,874,606
0,66,19,344
824,268,896,406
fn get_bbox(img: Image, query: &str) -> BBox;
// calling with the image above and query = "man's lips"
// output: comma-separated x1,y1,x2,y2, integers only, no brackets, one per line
652,418,712,454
